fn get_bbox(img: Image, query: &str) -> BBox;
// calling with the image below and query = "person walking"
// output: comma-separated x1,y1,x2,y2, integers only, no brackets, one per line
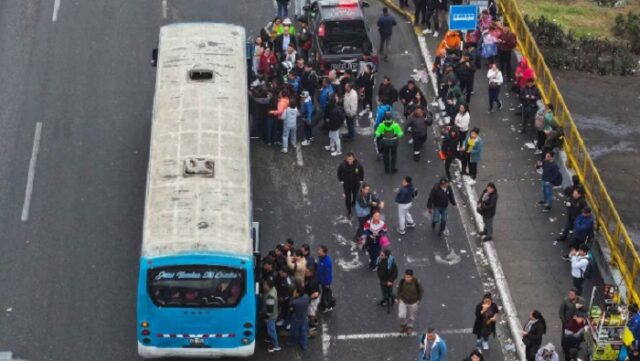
376,249,398,306
338,152,365,219
375,113,404,174
395,176,417,235
537,151,561,213
316,245,335,312
422,0,439,35
427,178,457,237
557,188,586,242
558,288,586,332
280,98,298,153
460,128,484,184
343,82,359,141
299,91,315,146
363,211,388,271
522,310,547,361
405,107,433,161
354,183,385,241
397,269,424,335
289,286,310,351
473,292,499,352
377,8,397,61
487,63,503,113
477,182,498,241
378,76,399,106
418,328,448,360
568,244,590,295
262,279,281,352
325,93,344,156
441,127,459,180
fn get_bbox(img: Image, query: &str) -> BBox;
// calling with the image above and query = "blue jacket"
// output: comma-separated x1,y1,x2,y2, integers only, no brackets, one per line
375,104,392,129
629,312,640,340
462,135,484,163
288,75,301,94
542,160,560,184
317,255,333,286
395,185,415,204
301,98,314,123
418,334,447,361
573,214,594,240
319,85,334,111
377,14,397,39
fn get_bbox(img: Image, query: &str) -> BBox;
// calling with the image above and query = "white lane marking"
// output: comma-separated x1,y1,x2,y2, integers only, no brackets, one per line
21,122,43,221
321,323,330,360
334,328,473,341
162,0,168,19
333,233,362,271
295,145,304,166
300,180,310,205
52,0,61,22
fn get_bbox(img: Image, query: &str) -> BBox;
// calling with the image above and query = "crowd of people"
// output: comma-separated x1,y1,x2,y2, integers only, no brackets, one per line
248,0,606,359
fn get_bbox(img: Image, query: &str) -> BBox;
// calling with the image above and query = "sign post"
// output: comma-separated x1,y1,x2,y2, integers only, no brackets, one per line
448,5,479,31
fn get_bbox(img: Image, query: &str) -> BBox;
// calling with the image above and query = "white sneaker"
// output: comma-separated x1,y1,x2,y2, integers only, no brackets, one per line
281,148,288,153
408,138,413,144
397,228,406,235
433,31,439,38
468,178,476,185
301,140,311,146
324,145,334,151
483,341,489,350
331,151,342,157
422,28,432,34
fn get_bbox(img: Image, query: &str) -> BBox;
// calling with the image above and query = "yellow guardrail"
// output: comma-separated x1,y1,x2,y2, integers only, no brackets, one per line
499,0,640,304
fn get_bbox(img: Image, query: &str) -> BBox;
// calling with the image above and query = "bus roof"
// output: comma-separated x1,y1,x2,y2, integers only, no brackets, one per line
142,23,253,258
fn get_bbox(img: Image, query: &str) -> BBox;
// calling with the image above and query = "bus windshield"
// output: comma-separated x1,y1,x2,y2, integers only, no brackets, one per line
148,265,245,308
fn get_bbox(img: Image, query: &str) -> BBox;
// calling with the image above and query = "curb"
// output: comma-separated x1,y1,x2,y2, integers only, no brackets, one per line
379,1,528,359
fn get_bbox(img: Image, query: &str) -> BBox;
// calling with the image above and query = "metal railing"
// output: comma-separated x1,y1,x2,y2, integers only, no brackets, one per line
498,0,640,304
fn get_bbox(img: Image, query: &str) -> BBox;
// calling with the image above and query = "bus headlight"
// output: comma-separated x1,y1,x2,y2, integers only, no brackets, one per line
241,338,250,345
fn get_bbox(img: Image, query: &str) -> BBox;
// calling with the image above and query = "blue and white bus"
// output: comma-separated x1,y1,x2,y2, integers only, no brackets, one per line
138,23,258,358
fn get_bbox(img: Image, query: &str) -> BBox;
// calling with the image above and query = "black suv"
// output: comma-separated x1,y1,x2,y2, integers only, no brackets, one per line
299,0,378,74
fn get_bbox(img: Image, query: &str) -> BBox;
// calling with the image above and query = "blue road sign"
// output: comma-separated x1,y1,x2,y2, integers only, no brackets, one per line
448,5,479,31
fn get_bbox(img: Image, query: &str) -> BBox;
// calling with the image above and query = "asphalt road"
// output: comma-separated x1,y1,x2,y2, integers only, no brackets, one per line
0,1,503,360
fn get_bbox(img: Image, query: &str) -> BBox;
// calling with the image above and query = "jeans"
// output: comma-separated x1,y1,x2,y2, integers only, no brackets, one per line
397,202,414,232
432,207,448,233
346,115,355,140
542,181,553,208
379,37,391,59
283,123,296,149
482,215,494,238
303,119,313,140
367,238,381,269
488,85,501,111
382,144,398,173
276,2,288,18
266,117,277,144
266,319,280,348
355,215,369,240
398,301,419,328
329,130,341,152
290,318,309,351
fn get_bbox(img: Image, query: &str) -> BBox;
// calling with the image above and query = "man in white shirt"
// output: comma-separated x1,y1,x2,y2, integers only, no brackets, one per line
487,62,503,113
569,244,590,295
343,83,359,141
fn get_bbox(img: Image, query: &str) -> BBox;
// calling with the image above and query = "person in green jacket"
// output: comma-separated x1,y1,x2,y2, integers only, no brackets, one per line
534,103,554,155
375,112,404,174
262,279,281,352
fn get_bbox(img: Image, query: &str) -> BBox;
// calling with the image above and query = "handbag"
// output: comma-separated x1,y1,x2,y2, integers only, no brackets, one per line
380,235,390,247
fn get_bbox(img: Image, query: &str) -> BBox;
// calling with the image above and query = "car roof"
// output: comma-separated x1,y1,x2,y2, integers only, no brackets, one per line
316,0,364,20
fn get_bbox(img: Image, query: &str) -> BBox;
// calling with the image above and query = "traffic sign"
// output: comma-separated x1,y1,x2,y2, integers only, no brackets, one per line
448,5,479,31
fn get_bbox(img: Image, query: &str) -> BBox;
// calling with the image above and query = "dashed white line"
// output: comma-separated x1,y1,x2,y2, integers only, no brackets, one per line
21,122,43,222
300,180,310,205
295,145,304,166
52,0,61,22
321,323,330,360
162,0,168,19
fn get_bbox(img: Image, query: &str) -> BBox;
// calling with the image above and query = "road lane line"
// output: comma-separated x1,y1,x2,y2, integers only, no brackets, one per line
52,0,61,21
21,122,43,221
295,145,304,166
300,181,310,206
321,323,330,360
162,0,168,19
333,328,472,341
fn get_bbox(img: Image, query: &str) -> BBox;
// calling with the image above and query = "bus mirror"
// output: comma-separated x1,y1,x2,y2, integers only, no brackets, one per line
151,48,158,67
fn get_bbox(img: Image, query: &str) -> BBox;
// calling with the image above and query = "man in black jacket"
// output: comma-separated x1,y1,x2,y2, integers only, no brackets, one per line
301,62,319,98
405,107,433,161
378,76,398,106
399,80,419,115
456,54,476,105
427,178,456,236
558,187,587,242
325,94,344,157
376,249,398,306
337,153,365,219
519,78,541,134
